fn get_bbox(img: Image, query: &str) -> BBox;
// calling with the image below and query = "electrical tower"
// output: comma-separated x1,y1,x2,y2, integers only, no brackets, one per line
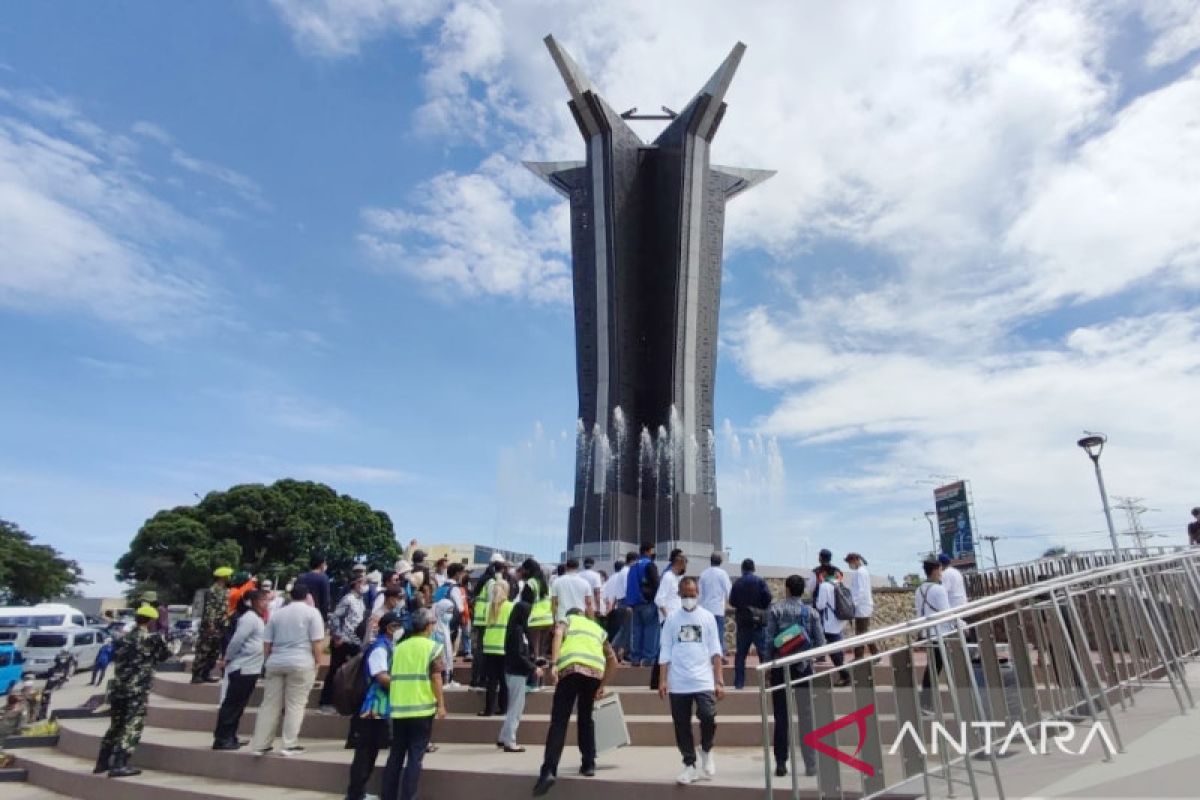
1112,495,1155,553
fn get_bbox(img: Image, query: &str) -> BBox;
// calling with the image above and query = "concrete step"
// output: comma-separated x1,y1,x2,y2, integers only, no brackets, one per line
141,693,994,748
152,672,990,718
46,718,843,799
16,747,337,800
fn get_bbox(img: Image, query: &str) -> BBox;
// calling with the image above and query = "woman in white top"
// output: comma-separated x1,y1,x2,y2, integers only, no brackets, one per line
213,589,268,749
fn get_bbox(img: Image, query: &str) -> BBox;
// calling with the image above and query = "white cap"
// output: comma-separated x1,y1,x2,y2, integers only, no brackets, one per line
366,570,382,584
395,559,413,575
489,552,506,565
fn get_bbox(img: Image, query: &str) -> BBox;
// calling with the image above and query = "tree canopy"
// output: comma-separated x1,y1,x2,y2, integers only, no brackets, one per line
0,519,86,605
116,479,400,603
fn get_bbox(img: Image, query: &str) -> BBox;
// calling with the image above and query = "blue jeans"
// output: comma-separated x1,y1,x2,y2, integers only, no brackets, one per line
381,716,433,800
734,622,767,689
713,615,726,655
629,603,660,665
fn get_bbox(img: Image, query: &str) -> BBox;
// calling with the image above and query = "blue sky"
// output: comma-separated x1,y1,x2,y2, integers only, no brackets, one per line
2,2,1199,596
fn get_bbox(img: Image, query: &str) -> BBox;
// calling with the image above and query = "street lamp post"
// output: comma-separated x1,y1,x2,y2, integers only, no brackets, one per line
923,511,939,557
1077,433,1122,557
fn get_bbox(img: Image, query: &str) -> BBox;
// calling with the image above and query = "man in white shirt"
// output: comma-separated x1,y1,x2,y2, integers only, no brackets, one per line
656,552,687,623
698,552,732,657
579,557,604,614
813,566,850,686
844,553,878,660
938,554,968,608
915,559,955,713
249,584,325,756
658,576,723,785
549,558,593,623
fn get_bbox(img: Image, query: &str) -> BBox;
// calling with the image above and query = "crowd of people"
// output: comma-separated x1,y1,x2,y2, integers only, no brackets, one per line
80,540,980,796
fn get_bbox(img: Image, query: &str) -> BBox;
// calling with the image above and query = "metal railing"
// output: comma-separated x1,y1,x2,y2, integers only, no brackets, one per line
755,550,1200,799
966,545,1189,599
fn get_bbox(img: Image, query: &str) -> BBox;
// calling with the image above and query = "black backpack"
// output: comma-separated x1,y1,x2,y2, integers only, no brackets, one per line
332,650,370,716
832,583,855,621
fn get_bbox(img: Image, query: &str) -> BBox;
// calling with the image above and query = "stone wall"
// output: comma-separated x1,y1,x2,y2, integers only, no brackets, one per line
721,581,916,653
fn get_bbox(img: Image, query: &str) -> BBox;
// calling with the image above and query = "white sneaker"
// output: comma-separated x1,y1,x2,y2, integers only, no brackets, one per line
699,749,715,779
676,765,701,785
363,795,381,800
317,705,336,715
279,746,305,757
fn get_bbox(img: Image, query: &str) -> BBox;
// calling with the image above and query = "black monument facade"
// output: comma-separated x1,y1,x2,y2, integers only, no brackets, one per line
528,36,772,564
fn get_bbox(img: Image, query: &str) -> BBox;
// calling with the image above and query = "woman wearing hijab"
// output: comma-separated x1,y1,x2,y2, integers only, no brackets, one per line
498,585,543,751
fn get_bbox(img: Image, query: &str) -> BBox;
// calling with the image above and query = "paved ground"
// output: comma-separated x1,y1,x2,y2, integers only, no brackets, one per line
881,664,1200,799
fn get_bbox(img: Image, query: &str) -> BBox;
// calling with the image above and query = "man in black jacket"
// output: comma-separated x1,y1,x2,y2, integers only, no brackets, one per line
729,559,772,690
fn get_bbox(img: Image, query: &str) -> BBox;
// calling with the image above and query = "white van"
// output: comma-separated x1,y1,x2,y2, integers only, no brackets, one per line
0,604,89,630
22,628,105,676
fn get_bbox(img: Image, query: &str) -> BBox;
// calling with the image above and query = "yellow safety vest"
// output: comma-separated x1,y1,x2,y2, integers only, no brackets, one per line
556,614,607,672
389,636,442,719
472,578,494,626
483,601,514,656
529,578,553,629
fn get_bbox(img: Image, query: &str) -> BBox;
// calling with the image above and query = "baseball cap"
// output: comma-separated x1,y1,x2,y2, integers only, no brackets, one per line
938,554,952,565
213,566,234,578
135,604,159,620
489,552,506,565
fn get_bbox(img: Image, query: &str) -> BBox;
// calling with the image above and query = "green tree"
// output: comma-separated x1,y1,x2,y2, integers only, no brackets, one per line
0,519,86,604
116,479,399,603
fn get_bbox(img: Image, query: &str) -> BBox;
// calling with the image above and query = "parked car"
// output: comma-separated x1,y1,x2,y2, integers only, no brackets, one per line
0,604,89,630
21,628,104,677
0,644,24,694
0,627,31,651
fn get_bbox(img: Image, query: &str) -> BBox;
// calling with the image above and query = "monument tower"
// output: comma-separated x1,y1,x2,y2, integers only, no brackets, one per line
528,36,772,565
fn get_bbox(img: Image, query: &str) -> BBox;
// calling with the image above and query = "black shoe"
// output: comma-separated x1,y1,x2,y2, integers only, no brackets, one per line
805,766,817,777
477,710,493,717
93,745,112,774
835,678,851,688
190,676,205,684
774,762,787,777
580,764,595,777
107,754,141,779
212,740,240,751
532,775,556,796
203,675,221,683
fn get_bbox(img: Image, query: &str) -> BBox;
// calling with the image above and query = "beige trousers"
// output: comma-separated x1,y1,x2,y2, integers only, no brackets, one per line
249,663,317,751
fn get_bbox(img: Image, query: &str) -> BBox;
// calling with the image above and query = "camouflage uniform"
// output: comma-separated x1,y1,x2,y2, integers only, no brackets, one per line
101,626,169,760
191,583,228,681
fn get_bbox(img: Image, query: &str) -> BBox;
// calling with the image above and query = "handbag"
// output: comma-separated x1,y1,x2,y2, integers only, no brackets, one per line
773,623,809,658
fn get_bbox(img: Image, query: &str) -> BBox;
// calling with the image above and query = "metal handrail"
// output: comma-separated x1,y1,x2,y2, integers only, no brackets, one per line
759,551,1191,671
753,550,1200,799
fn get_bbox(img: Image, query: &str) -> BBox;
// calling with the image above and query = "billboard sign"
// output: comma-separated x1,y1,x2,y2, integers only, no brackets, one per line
934,481,974,561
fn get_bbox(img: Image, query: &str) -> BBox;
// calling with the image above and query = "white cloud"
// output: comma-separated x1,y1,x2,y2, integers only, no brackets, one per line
296,464,414,485
359,154,570,302
0,112,211,334
267,0,448,58
1139,1,1200,68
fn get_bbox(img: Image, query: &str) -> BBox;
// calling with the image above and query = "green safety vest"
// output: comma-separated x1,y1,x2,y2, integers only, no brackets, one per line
388,636,442,719
483,601,514,656
556,614,607,672
529,579,553,629
472,579,495,626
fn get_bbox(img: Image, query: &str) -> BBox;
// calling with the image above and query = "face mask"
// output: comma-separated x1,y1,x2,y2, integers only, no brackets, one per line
680,597,698,611
392,628,404,643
